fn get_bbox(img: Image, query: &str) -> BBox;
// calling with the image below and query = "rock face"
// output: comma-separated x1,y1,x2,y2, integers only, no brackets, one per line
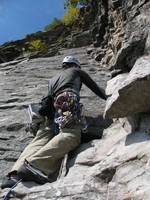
0,47,111,198
90,0,150,72
1,48,150,200
0,0,150,72
104,56,150,118
0,25,70,63
1,0,150,199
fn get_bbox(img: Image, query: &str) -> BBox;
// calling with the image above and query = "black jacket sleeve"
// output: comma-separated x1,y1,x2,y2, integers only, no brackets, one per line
39,95,55,119
79,69,107,100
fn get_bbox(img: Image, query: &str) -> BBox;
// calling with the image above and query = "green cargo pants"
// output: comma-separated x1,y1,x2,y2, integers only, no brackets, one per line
11,121,81,177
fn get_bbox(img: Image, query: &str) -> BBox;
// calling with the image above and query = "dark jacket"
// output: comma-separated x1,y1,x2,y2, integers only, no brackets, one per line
48,67,106,99
39,67,106,118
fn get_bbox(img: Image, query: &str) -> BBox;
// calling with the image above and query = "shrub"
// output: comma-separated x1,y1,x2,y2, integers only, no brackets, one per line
62,6,79,26
44,18,63,31
64,0,78,8
28,39,47,52
64,0,89,8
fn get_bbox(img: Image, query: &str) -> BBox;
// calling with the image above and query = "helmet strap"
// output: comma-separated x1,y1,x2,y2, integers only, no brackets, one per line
62,63,80,69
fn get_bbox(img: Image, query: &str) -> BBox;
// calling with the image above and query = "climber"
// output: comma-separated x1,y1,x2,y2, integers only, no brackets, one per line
1,56,107,189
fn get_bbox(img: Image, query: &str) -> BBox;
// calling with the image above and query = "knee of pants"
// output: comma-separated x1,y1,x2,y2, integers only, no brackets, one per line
60,126,81,142
37,123,53,137
60,124,81,132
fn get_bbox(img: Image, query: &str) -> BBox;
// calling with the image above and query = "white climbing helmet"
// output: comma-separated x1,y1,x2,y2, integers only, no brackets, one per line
62,56,80,67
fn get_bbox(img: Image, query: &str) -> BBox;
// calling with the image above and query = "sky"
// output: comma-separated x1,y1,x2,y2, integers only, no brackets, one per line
0,0,65,45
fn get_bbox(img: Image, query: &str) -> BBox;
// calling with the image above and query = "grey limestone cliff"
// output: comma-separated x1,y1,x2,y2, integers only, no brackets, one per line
1,0,150,199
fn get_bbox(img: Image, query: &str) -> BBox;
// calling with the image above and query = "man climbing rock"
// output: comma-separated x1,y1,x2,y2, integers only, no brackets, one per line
1,56,107,189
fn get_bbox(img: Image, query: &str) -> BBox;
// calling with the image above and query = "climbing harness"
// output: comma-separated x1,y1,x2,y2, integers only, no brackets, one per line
54,91,79,112
54,91,87,130
54,91,82,128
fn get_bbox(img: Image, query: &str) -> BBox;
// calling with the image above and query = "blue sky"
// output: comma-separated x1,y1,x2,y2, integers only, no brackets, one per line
0,0,65,45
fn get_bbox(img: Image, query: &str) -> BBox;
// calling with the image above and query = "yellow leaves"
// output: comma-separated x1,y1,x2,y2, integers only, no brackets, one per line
28,39,47,52
70,0,79,6
62,6,79,26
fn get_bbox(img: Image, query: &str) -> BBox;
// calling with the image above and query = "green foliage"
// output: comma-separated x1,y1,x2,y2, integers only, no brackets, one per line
28,39,47,52
62,6,79,26
44,18,63,31
43,0,89,33
64,0,78,8
63,0,89,26
64,0,89,9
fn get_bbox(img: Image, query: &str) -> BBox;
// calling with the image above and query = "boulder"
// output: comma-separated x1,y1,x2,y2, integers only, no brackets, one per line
105,73,128,96
104,56,150,118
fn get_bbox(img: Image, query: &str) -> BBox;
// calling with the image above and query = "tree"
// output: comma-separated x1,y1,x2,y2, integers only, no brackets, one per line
64,0,89,9
28,39,47,52
62,5,79,26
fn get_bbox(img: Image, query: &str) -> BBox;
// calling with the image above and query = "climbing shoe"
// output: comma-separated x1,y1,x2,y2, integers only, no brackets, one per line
17,160,50,184
1,176,18,189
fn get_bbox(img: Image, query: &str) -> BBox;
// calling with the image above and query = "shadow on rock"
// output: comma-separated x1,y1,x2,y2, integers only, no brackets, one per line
81,114,113,143
67,115,113,169
21,181,39,188
125,131,150,146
